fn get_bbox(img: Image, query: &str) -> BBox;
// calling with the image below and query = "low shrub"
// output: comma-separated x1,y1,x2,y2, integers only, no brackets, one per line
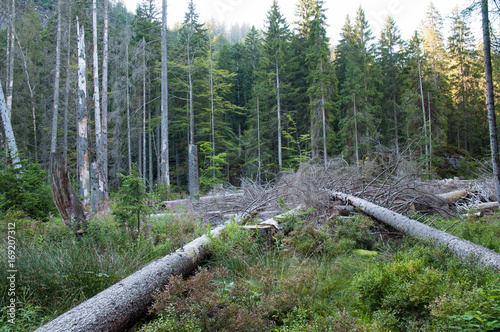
353,244,500,331
0,162,57,221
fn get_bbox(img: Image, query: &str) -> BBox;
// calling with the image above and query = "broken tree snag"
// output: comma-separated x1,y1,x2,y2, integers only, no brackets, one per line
50,153,86,235
35,224,227,332
438,188,475,203
242,206,303,248
332,191,500,271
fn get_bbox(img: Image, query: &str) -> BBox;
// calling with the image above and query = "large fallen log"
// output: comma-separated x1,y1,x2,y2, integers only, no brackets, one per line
35,207,302,332
332,191,500,271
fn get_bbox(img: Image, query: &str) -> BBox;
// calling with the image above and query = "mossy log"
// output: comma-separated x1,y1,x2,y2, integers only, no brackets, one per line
332,191,500,271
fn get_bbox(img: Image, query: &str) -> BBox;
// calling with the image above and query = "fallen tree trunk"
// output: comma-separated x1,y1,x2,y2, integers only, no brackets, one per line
163,192,244,207
35,207,302,332
476,202,499,211
332,191,500,271
34,224,226,332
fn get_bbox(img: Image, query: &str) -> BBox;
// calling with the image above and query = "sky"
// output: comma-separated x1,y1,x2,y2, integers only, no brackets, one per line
120,0,478,43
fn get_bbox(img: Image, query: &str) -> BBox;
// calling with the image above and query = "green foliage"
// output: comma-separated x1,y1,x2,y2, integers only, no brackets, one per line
286,215,376,257
199,141,228,191
0,205,202,326
113,168,151,232
353,244,500,331
0,162,57,221
0,303,51,332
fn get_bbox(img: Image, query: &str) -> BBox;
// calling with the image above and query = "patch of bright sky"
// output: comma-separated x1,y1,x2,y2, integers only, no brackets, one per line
120,0,479,43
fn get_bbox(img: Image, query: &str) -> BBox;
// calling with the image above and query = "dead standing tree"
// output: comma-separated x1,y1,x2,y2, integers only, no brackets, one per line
50,154,87,236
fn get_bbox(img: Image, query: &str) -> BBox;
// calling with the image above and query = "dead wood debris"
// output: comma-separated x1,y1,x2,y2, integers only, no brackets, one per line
179,158,498,225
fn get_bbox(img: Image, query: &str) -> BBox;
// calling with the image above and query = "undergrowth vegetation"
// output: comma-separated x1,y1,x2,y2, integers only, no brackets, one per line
140,212,500,332
0,202,204,331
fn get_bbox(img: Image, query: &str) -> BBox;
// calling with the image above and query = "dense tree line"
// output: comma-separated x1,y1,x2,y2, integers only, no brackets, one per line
1,0,499,200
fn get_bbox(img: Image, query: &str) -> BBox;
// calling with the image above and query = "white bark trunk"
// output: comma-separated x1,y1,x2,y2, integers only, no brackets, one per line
93,0,103,202
6,0,15,120
101,0,109,199
160,0,170,187
0,79,20,168
77,18,89,199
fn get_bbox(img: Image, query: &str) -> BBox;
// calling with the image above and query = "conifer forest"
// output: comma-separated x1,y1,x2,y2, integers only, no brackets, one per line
0,0,499,196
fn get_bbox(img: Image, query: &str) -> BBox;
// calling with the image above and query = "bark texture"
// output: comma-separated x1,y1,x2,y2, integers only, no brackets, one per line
482,0,500,205
188,143,199,199
77,19,89,199
0,79,20,167
50,154,86,233
160,0,170,187
332,191,500,270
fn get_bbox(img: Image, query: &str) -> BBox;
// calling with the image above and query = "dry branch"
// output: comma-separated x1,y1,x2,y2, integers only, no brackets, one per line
333,191,500,271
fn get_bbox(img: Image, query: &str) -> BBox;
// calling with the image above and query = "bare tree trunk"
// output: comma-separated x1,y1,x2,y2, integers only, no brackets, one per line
354,94,359,168
77,18,89,199
276,62,282,171
332,191,500,270
126,44,132,175
5,0,15,120
418,60,429,172
160,0,170,188
142,37,147,189
148,108,153,193
187,33,198,197
50,0,63,157
63,3,72,161
14,33,37,161
393,89,399,156
210,40,215,178
101,0,109,199
482,0,500,206
0,79,20,168
428,90,432,177
321,84,327,169
188,144,199,199
92,0,103,203
257,96,261,184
